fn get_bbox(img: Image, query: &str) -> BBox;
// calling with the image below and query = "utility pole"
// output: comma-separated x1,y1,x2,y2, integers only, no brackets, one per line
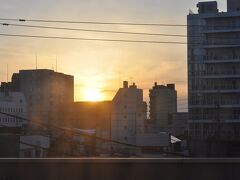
35,54,38,70
55,56,58,72
6,64,8,82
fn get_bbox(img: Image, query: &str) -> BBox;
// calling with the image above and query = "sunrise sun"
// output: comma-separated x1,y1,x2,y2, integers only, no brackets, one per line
84,88,103,101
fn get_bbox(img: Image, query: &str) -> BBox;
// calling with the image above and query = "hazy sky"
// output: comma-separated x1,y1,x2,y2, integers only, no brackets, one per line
0,0,227,111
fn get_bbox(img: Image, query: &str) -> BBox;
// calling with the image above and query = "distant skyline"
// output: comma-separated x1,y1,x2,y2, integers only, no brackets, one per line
0,0,227,111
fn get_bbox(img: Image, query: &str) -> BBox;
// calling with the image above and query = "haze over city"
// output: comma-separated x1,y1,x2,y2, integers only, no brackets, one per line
0,0,226,110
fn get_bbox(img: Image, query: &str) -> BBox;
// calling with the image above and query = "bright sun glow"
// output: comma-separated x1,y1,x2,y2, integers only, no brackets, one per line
84,88,103,101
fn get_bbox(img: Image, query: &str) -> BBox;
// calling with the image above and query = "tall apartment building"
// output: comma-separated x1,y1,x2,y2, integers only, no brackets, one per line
149,83,177,131
111,81,147,153
1,69,74,127
188,0,240,156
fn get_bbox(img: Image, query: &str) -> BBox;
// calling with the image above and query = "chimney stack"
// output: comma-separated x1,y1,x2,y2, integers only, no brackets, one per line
123,81,128,88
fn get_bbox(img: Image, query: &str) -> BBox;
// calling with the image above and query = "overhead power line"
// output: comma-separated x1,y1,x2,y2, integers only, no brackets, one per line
2,22,240,40
2,23,240,40
0,33,188,44
1,33,240,46
0,124,74,157
0,111,187,157
0,23,187,37
0,18,188,26
0,18,238,28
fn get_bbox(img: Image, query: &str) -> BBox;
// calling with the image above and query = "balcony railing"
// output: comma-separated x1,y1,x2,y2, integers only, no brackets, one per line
190,114,240,121
190,100,240,106
204,25,240,31
203,55,240,61
204,39,240,47
191,71,240,77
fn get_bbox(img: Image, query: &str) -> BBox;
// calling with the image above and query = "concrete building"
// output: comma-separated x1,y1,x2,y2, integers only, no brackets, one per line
149,83,177,131
169,112,188,137
0,92,27,128
20,135,50,157
111,81,172,156
188,0,240,156
111,81,147,153
1,69,74,128
58,102,112,155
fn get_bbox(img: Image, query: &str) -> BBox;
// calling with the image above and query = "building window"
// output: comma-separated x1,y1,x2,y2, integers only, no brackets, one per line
168,114,173,125
24,151,32,158
35,150,41,157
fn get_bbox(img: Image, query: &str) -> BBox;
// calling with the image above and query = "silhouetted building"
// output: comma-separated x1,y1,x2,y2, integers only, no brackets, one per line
57,101,111,154
0,135,20,157
169,112,188,137
149,83,177,131
1,69,74,129
188,0,240,156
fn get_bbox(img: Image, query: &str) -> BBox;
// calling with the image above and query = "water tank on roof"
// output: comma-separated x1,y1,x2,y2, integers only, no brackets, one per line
197,1,218,14
228,0,240,12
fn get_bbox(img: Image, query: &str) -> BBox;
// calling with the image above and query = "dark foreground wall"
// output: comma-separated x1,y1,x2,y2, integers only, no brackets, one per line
0,158,240,180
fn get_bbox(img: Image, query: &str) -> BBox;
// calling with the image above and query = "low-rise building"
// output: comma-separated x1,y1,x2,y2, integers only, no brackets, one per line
169,112,188,137
0,92,27,128
19,135,50,158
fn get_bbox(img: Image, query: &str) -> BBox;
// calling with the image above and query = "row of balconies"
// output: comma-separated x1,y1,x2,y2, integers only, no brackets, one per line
192,85,239,90
189,55,240,63
190,114,240,121
204,39,240,47
204,25,240,31
190,71,240,77
190,100,240,106
203,55,240,61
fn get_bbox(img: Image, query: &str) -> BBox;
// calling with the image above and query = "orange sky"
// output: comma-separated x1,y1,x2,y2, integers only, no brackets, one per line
0,0,227,111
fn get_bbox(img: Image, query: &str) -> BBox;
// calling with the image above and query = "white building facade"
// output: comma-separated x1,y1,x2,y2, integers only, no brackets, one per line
111,81,147,152
111,81,172,155
0,92,27,127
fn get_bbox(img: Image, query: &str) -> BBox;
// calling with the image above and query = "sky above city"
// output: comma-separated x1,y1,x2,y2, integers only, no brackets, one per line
0,0,227,111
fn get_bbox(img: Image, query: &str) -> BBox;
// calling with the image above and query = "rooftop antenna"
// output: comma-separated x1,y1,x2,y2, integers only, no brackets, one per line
189,9,194,15
130,77,133,84
51,64,54,71
35,53,38,70
118,72,121,88
55,56,58,72
6,64,8,82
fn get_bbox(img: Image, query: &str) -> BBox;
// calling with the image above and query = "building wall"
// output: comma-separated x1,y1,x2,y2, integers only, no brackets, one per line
111,82,147,152
56,101,112,154
0,92,27,127
228,0,240,12
149,83,177,130
20,135,50,158
188,0,240,156
170,112,188,137
1,69,74,127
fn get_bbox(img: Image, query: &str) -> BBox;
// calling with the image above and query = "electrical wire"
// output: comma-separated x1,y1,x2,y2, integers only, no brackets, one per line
0,33,189,44
0,18,238,28
0,111,188,157
0,22,187,37
1,23,240,40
